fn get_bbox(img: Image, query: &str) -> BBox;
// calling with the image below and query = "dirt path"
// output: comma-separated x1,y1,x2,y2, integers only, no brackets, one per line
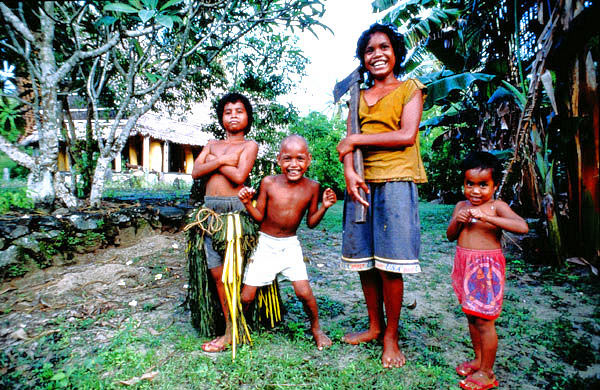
1,216,599,389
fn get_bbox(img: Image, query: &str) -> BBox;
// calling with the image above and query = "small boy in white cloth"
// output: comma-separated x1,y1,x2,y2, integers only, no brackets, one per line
238,134,336,350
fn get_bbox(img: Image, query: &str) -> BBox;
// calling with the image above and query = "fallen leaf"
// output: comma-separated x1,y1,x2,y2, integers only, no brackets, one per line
405,300,417,310
119,377,141,386
118,370,159,386
566,257,599,276
140,371,159,381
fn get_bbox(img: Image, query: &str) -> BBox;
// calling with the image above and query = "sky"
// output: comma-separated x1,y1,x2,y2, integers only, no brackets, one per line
281,0,384,115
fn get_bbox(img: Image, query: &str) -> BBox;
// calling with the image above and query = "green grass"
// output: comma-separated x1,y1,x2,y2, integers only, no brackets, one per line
308,200,343,233
2,202,599,389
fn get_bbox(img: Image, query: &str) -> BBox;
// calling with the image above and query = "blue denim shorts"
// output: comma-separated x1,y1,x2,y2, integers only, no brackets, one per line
341,181,421,274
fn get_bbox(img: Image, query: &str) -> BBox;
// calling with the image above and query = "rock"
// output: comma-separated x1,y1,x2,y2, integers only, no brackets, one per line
0,222,29,239
156,206,186,221
52,208,71,217
34,215,63,230
108,212,132,225
0,245,20,268
67,213,102,230
32,230,62,240
8,328,28,341
13,236,40,253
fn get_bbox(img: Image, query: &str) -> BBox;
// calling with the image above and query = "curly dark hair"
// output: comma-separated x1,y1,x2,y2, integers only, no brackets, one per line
461,151,504,185
216,92,254,134
356,23,406,83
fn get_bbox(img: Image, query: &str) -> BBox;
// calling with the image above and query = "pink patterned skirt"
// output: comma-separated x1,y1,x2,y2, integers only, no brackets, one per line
451,246,506,320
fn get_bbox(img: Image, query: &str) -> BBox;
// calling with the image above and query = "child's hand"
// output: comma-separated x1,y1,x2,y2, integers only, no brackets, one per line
455,209,473,223
238,186,255,204
469,207,488,222
322,188,337,209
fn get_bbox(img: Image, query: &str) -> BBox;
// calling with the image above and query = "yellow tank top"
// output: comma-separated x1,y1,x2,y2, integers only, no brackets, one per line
359,78,427,183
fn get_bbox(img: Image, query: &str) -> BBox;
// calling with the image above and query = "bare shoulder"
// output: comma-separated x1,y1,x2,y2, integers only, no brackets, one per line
493,199,516,214
240,139,258,155
207,138,227,151
243,139,258,149
454,200,469,211
260,175,277,188
204,139,218,149
304,178,320,192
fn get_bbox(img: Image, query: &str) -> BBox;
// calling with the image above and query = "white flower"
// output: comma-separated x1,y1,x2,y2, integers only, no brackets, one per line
126,260,133,265
129,300,137,307
172,243,179,249
317,263,325,268
183,284,189,289
154,274,162,280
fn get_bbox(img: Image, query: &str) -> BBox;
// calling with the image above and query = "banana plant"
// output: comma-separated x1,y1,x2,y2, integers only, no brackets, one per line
531,127,563,265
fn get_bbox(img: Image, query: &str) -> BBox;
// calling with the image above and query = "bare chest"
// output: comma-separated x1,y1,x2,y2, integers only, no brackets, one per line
210,142,245,156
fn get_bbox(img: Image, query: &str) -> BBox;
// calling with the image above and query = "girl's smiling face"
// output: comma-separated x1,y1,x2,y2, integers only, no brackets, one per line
463,168,497,206
364,32,396,79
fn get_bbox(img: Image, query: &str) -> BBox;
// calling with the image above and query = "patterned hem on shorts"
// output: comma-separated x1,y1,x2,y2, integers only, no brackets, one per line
341,255,421,273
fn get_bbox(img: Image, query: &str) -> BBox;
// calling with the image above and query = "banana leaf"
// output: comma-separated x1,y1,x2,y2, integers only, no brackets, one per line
420,71,496,110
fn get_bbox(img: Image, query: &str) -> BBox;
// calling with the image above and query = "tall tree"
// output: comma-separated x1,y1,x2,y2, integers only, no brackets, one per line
0,0,326,207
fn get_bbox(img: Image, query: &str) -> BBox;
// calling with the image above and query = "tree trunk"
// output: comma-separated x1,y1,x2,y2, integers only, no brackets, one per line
27,3,61,207
54,172,79,208
26,167,54,206
89,155,111,207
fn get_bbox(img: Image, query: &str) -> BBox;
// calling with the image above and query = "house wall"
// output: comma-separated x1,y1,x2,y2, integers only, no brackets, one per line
149,140,162,172
183,146,194,174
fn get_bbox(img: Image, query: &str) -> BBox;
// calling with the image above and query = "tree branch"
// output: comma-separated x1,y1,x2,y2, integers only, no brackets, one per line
0,3,35,42
50,32,121,86
0,134,35,170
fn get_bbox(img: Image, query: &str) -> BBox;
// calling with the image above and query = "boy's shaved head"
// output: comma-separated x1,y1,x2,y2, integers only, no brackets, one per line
280,134,309,152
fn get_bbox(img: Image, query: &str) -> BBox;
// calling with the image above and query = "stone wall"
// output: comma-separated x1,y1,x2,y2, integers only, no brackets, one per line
0,201,195,282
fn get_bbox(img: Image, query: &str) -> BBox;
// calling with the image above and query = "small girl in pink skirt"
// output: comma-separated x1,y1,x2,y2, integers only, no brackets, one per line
446,151,529,390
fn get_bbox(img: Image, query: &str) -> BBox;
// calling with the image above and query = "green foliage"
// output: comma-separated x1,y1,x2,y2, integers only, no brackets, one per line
0,96,24,143
289,112,346,194
419,126,469,201
0,152,29,179
419,70,497,111
314,200,343,233
0,185,34,212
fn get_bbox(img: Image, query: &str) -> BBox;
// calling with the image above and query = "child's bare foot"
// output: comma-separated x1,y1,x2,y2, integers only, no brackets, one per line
381,338,406,368
312,328,332,350
201,334,231,353
341,329,381,345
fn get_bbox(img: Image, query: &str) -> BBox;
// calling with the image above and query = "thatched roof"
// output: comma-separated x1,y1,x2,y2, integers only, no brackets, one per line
132,113,211,146
19,112,212,147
